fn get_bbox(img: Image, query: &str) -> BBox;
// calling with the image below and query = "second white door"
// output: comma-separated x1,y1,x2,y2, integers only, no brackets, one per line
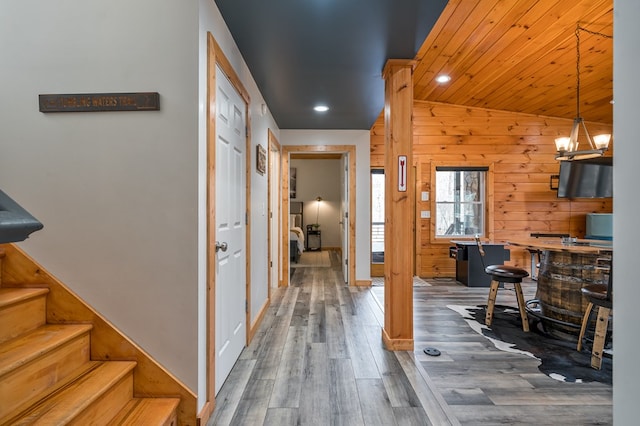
215,64,247,394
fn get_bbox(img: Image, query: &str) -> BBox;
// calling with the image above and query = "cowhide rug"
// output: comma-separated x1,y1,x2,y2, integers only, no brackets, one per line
448,304,612,384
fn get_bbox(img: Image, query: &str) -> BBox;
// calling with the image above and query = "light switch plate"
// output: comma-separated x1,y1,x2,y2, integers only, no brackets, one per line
421,191,429,201
421,210,431,219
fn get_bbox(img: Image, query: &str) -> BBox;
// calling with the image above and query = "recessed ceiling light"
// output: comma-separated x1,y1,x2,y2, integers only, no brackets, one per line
435,75,451,84
314,105,329,112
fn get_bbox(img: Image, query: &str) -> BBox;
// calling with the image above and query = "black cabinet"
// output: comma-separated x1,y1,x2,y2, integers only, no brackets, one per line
449,241,510,287
306,225,321,251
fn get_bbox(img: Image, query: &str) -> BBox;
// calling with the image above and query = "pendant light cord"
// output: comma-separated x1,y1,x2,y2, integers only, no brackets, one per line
575,24,613,118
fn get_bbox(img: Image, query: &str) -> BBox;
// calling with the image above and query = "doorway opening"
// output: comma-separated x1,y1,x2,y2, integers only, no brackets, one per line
281,145,356,287
371,168,385,277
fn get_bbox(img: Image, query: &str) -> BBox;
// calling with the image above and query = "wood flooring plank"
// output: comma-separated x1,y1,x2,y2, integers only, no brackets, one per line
250,315,292,380
240,289,287,361
298,343,331,425
275,286,300,318
341,312,380,379
290,287,311,327
349,288,380,326
485,387,614,406
325,301,349,359
439,387,494,406
396,351,461,426
362,324,423,408
228,378,274,425
263,407,299,426
356,378,397,426
308,300,326,343
329,358,364,425
268,326,306,409
451,404,612,425
392,407,431,426
208,359,256,426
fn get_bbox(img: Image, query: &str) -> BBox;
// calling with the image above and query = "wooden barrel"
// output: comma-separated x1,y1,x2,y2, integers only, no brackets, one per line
536,250,607,331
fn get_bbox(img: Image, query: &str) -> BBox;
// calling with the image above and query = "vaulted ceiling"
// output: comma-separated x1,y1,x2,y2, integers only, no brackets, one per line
216,0,613,130
414,0,613,125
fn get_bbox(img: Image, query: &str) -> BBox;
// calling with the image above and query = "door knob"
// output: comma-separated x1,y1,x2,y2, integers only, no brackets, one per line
215,241,228,252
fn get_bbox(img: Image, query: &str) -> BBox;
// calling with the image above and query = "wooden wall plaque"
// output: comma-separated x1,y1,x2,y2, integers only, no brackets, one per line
39,92,160,112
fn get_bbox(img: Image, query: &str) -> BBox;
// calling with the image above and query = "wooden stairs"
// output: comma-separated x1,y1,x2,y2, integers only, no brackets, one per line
0,246,196,425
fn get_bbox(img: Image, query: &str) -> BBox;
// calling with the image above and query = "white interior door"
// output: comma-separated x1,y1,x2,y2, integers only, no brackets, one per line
341,154,349,283
215,65,246,394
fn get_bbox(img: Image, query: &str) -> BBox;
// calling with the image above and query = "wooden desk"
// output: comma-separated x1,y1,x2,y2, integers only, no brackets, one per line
507,239,611,332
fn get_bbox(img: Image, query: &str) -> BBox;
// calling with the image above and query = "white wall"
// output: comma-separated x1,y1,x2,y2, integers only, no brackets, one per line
0,0,199,388
290,159,342,247
281,130,371,282
0,0,280,404
613,0,639,422
198,0,280,408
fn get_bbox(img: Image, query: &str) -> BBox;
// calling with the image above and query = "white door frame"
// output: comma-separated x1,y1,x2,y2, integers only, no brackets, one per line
281,145,356,286
202,32,252,421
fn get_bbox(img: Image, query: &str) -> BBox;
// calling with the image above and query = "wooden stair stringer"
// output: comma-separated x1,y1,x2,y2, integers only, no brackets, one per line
0,243,196,425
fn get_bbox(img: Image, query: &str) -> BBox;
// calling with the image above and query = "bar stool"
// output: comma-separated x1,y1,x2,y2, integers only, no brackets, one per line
577,257,612,370
475,236,530,332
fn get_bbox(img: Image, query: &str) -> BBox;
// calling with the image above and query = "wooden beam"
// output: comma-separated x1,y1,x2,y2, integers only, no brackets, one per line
382,59,415,351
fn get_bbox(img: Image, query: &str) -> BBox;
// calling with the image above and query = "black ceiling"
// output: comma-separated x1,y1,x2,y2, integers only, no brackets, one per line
214,0,448,130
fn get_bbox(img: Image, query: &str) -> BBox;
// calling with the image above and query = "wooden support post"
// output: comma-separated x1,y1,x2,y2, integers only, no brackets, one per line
382,59,415,351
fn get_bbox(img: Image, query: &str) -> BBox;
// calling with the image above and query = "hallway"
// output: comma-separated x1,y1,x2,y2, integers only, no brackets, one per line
209,253,612,425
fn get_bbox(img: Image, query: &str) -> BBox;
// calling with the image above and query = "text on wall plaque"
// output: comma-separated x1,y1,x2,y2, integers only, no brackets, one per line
39,92,160,112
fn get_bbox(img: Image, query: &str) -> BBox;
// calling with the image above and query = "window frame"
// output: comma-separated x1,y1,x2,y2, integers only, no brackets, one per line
429,161,495,244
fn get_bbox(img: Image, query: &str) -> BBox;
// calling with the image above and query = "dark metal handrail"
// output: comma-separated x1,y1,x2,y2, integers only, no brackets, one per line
0,189,43,243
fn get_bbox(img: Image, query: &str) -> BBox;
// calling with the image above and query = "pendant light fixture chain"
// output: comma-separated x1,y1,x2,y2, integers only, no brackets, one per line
554,24,613,161
574,24,613,119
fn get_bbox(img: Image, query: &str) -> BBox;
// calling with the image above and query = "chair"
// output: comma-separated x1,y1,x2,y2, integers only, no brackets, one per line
475,236,530,332
577,257,612,369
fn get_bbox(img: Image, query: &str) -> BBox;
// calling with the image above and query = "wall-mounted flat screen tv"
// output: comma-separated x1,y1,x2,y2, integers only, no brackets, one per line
557,157,613,198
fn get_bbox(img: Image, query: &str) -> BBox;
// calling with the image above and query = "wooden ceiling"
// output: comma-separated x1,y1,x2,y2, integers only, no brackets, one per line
412,0,613,124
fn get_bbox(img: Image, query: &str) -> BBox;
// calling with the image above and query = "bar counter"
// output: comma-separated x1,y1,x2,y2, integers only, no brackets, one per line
507,238,612,332
507,238,612,255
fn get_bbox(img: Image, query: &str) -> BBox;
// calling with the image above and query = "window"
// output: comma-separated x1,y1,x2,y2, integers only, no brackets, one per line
435,167,488,237
371,169,384,263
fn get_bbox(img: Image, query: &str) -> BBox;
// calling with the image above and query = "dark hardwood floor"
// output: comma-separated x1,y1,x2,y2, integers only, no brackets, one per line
209,252,612,425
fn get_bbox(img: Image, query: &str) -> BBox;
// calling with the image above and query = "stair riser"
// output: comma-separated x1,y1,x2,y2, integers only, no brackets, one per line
68,373,134,426
0,295,46,344
0,333,91,423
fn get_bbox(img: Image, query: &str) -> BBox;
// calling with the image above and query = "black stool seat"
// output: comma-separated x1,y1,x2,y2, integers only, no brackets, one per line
485,265,529,283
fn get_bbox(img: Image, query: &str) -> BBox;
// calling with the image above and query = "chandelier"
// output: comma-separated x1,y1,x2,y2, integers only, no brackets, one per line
555,24,613,161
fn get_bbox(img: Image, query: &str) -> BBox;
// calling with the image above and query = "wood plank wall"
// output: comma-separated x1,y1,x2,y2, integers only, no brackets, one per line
370,101,613,278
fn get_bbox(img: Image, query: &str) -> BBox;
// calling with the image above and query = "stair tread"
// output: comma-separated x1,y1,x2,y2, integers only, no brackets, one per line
0,323,93,377
13,360,137,425
1,361,102,425
108,397,180,425
0,287,49,309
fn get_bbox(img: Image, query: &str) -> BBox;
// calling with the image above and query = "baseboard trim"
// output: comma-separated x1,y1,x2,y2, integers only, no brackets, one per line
248,297,269,344
197,400,214,426
381,327,414,351
355,279,372,287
